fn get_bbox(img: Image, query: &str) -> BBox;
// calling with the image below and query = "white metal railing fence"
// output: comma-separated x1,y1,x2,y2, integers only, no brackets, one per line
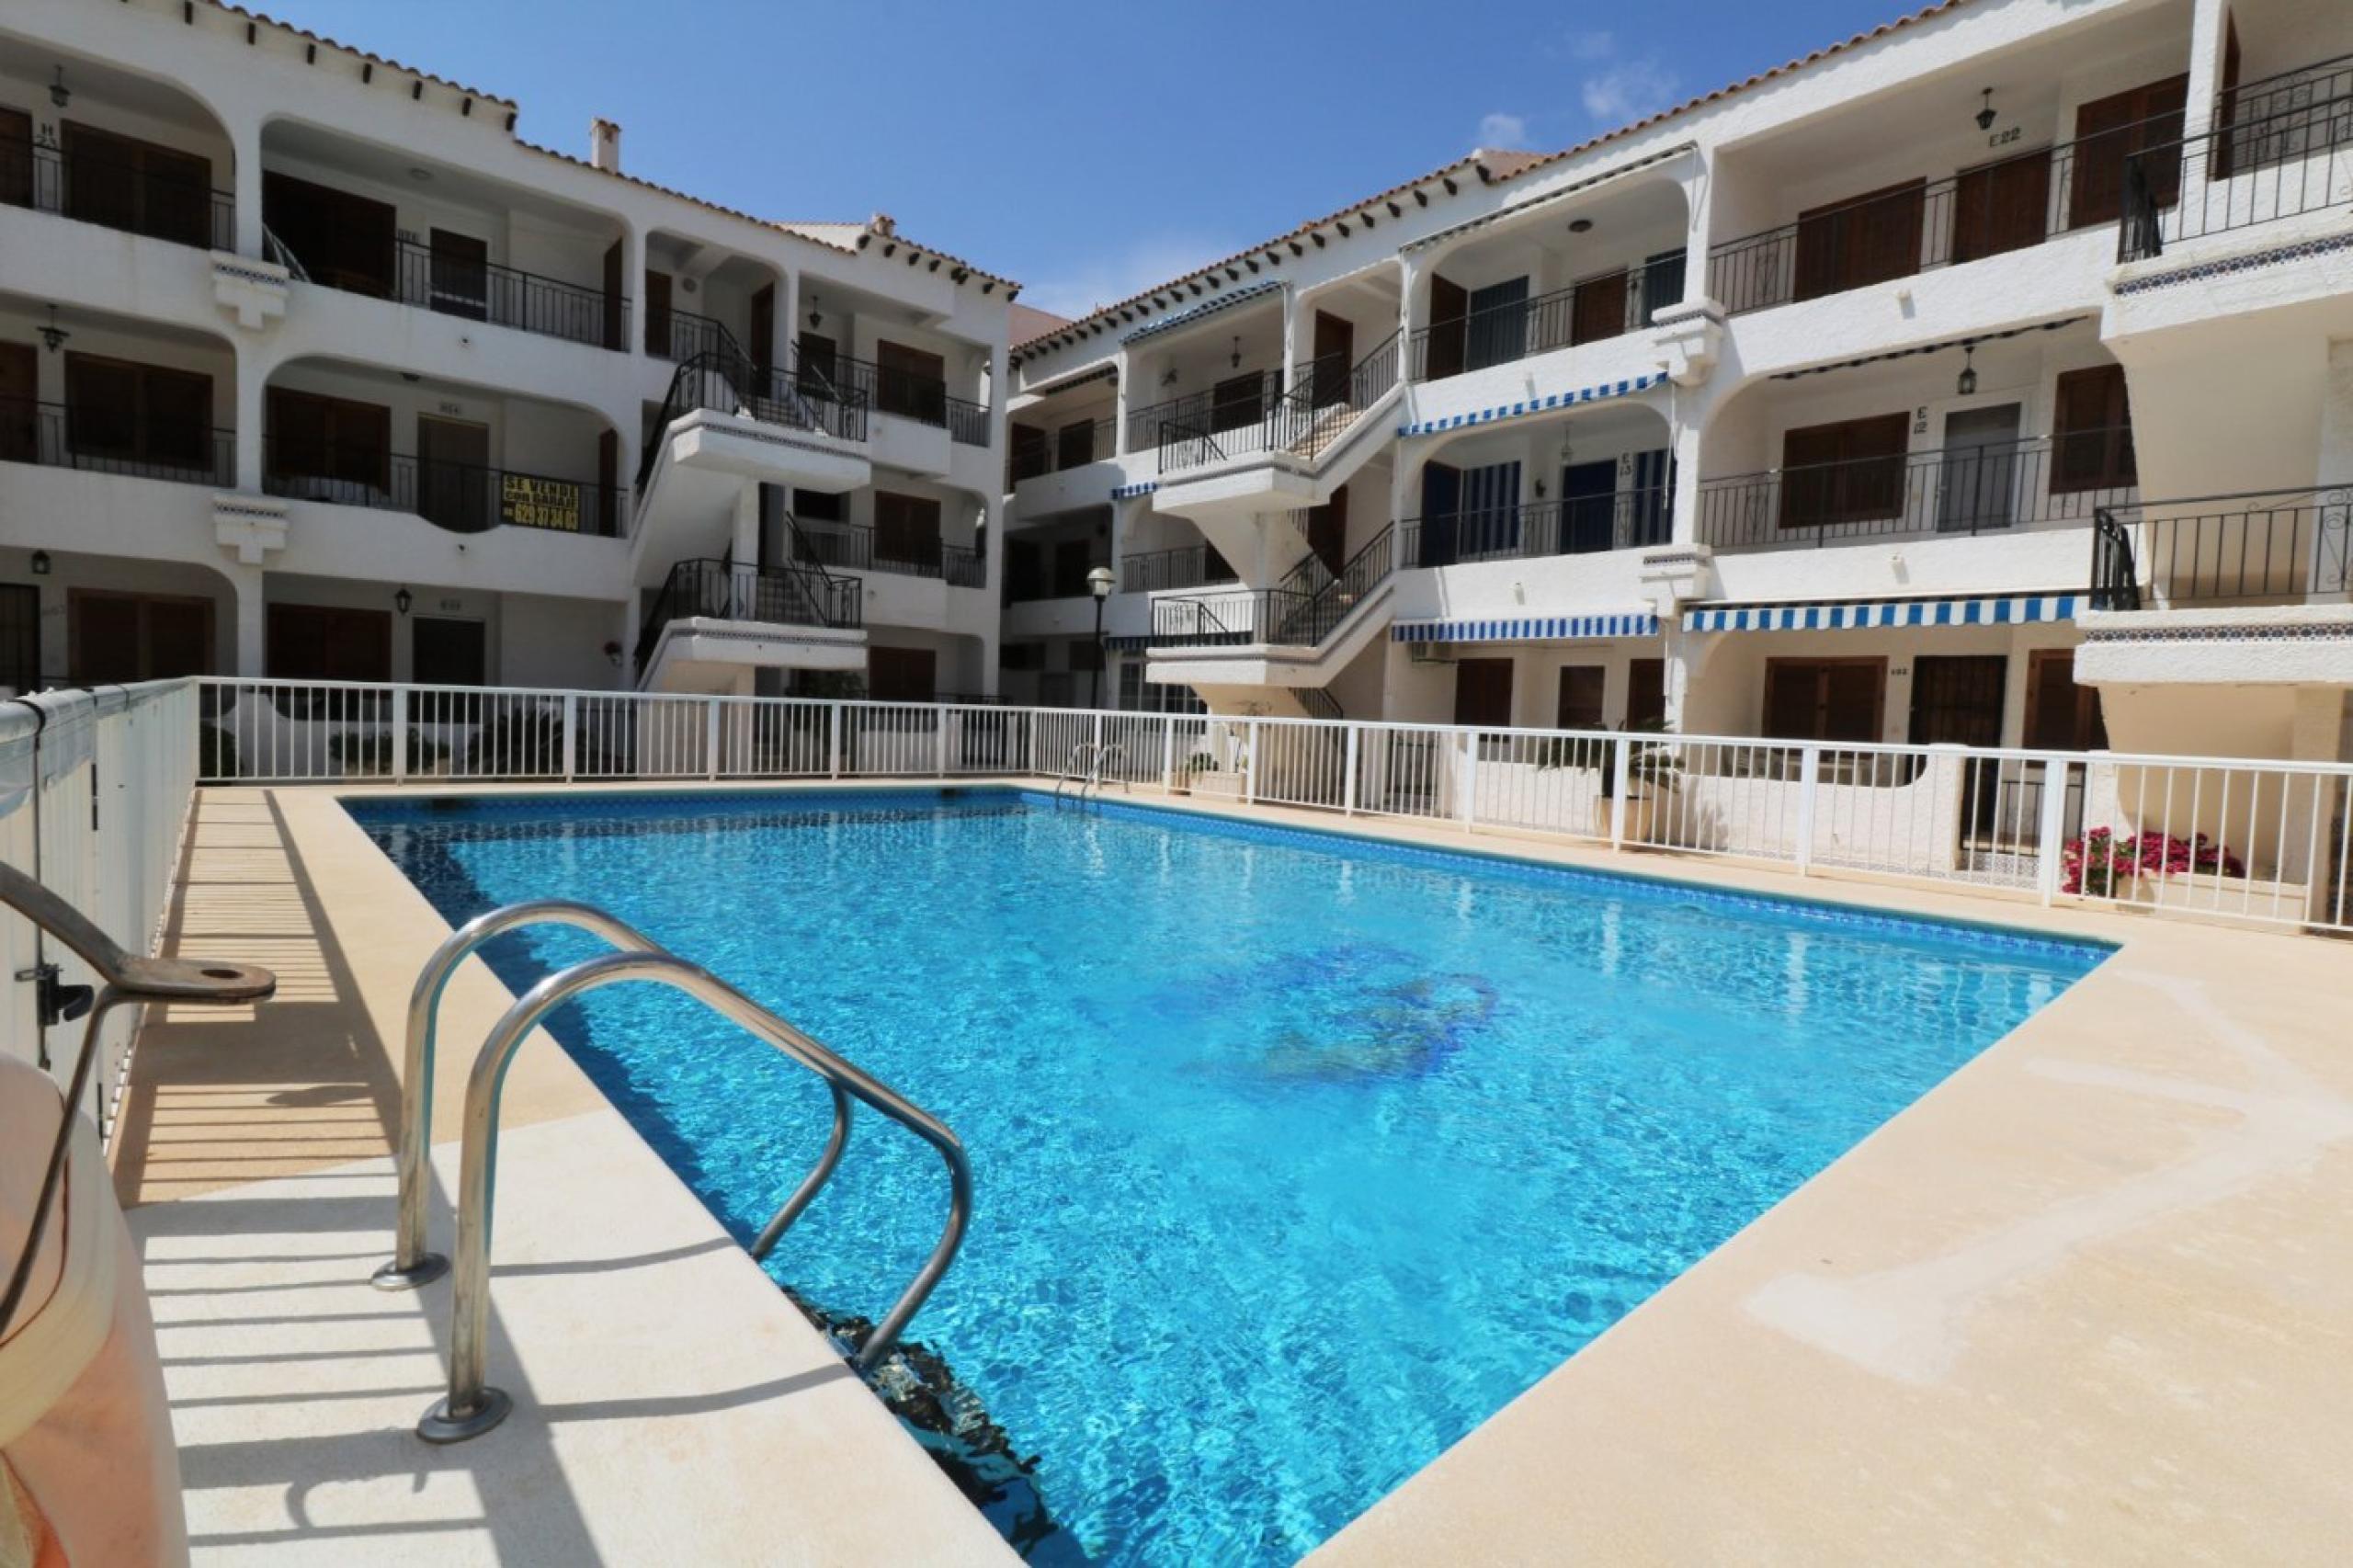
1,680,202,1133
192,678,2353,937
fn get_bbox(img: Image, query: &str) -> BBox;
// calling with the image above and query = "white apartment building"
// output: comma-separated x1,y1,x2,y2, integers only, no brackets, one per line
0,0,1015,707
2,0,2349,775
1003,0,2353,777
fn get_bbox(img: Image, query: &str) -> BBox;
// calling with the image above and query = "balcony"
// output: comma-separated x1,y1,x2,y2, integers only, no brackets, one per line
264,439,623,537
2120,71,2353,261
1406,256,1683,381
1010,415,1117,484
826,355,990,445
1708,108,2187,315
1,398,233,487
1154,335,1402,476
272,225,627,350
1696,430,2135,550
634,557,862,666
1402,487,1673,568
2092,487,2351,608
1151,527,1393,649
4,139,233,251
1120,544,1235,594
646,306,749,364
790,522,985,589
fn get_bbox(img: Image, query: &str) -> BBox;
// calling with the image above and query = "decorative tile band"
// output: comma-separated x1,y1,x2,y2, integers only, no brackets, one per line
1106,635,1153,652
1111,480,1158,499
1685,593,2080,633
1391,612,1660,644
2079,619,2353,644
1398,371,1665,438
2114,229,2353,296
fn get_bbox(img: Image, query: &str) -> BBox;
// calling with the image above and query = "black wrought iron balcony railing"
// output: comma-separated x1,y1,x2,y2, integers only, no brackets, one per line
2091,486,2352,609
1402,486,1674,567
1009,415,1118,483
273,228,628,348
1407,257,1685,381
634,557,863,669
1695,429,2137,549
636,348,870,488
1120,543,1237,594
1124,372,1283,456
789,523,986,588
1154,333,1403,475
644,306,747,365
1151,526,1394,648
2120,86,2353,261
3,140,234,251
823,356,991,445
0,399,234,487
262,438,623,537
1707,107,2190,314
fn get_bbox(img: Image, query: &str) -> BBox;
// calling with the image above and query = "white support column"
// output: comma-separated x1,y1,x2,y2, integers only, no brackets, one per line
2034,757,2073,904
2182,0,2231,144
228,113,265,258
228,563,266,676
233,344,267,494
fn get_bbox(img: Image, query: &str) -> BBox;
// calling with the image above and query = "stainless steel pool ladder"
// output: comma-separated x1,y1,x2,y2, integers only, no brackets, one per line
378,899,972,1444
1049,741,1128,806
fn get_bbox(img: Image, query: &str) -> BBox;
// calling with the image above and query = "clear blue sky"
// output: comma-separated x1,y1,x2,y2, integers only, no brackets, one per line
272,0,1916,317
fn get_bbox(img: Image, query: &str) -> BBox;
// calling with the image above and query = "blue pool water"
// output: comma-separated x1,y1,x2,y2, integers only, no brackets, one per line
356,789,2106,1564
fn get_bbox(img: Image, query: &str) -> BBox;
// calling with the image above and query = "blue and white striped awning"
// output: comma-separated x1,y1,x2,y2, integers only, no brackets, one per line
1683,593,2081,633
1392,611,1660,644
1397,371,1665,438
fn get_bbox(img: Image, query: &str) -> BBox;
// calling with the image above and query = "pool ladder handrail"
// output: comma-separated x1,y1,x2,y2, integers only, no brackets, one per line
1049,740,1129,806
380,899,972,1445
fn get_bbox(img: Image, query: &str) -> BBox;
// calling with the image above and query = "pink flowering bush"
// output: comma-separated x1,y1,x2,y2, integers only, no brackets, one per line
2063,828,2246,896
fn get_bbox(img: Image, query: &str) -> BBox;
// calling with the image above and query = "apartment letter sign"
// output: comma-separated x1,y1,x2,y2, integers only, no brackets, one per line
499,473,582,531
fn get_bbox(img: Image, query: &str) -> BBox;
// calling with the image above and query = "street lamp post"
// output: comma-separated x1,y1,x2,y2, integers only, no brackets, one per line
1086,565,1116,710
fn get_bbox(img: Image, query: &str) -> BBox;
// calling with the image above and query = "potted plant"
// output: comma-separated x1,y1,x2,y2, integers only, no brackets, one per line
1174,751,1218,796
1595,720,1683,842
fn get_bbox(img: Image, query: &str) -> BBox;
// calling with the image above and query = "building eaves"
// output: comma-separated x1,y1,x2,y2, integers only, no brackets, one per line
1121,280,1280,345
208,2,516,109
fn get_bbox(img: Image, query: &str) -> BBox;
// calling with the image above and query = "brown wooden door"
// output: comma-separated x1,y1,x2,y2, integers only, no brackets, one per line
1951,148,2052,263
1555,665,1606,730
416,416,490,531
1452,657,1515,729
876,341,946,422
1425,276,1468,380
1311,311,1353,404
1764,658,1886,743
1794,180,1926,301
1055,420,1097,469
603,237,625,350
1907,655,2008,746
1626,658,1666,731
2068,75,2188,228
266,604,391,681
71,591,213,682
0,585,38,693
0,107,31,209
269,388,391,492
0,342,37,464
874,491,942,569
1570,269,1630,346
412,617,487,686
2214,19,2244,178
2023,649,2109,750
263,171,395,295
2052,365,2135,493
796,331,838,395
749,284,776,373
64,353,212,471
867,646,937,703
63,121,210,245
642,269,673,357
1305,483,1348,575
427,230,489,319
1779,413,1910,528
1210,372,1265,432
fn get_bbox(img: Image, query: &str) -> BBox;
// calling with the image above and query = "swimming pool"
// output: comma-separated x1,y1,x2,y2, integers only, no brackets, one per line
355,788,2107,1565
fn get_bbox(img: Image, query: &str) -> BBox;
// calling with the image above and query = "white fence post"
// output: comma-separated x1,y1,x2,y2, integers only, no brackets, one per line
705,698,722,779
2036,757,2074,904
1160,719,1176,791
1342,724,1360,815
562,693,578,781
1609,734,1631,849
1794,744,1821,876
937,707,949,778
391,686,409,784
1460,733,1479,830
828,702,842,779
1245,721,1259,805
